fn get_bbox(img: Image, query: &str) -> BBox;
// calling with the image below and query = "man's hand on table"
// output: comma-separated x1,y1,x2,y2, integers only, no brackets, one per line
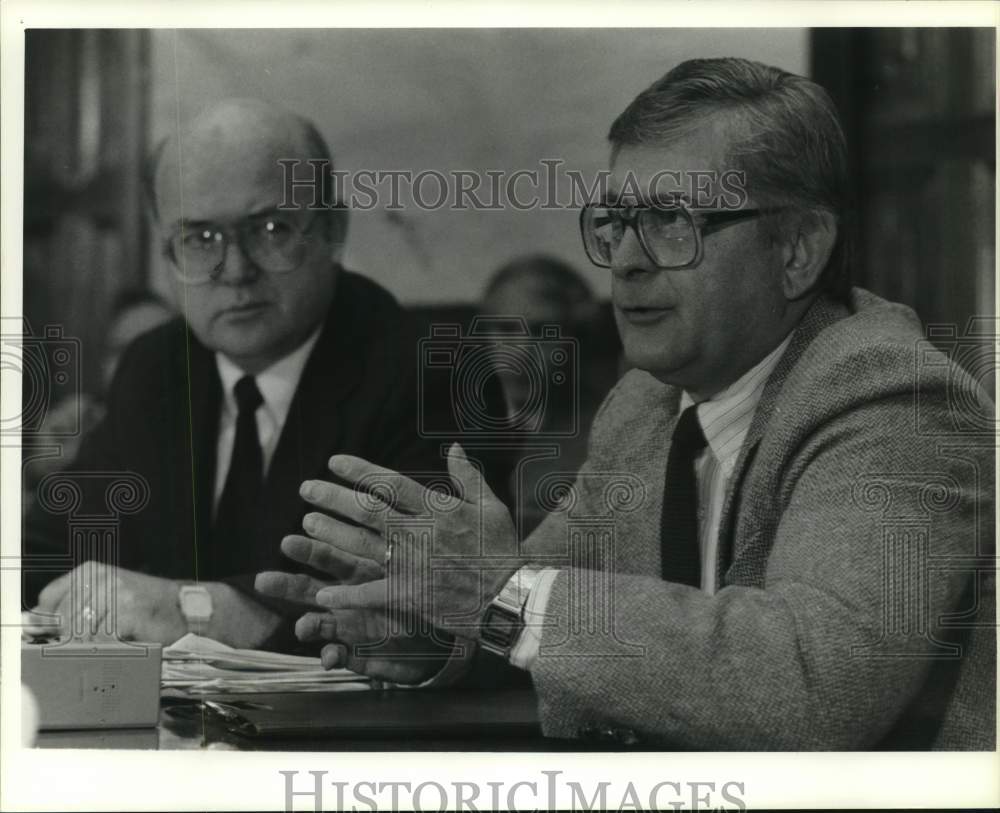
25,562,281,649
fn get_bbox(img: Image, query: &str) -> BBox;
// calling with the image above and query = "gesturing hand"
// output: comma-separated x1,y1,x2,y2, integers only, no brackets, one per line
293,443,524,641
256,559,462,686
253,504,389,621
293,608,462,685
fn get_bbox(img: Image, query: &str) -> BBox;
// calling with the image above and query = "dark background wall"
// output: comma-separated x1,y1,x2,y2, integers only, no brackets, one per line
812,28,995,330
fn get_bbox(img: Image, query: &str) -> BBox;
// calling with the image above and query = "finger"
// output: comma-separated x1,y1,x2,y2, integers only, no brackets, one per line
36,571,73,612
446,442,491,505
52,560,107,624
326,455,432,513
64,581,106,640
299,479,402,533
22,609,63,637
320,642,348,670
56,594,80,639
318,642,377,676
281,535,384,583
294,612,338,643
300,514,385,563
327,608,386,644
337,648,428,685
254,571,329,605
315,580,389,611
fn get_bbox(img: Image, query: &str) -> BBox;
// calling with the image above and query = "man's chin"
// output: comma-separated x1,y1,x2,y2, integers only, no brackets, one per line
210,329,285,369
623,344,687,381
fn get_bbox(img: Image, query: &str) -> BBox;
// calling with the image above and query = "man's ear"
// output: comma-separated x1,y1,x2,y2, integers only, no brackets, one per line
780,209,837,300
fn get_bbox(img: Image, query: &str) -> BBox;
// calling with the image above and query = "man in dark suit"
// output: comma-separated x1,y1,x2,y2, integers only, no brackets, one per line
22,99,498,651
264,59,994,748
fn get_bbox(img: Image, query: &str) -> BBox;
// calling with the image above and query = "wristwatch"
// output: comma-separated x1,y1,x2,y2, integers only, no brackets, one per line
178,584,213,636
479,566,544,658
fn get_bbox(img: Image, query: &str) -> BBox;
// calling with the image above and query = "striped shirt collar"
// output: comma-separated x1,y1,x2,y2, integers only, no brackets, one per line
679,334,793,476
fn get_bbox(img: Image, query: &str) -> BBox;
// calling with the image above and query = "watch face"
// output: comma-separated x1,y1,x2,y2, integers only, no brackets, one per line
481,605,521,648
181,589,212,621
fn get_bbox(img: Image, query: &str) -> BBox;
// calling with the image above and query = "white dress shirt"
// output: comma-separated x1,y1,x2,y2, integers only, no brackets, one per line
680,332,791,595
510,334,792,670
213,328,322,513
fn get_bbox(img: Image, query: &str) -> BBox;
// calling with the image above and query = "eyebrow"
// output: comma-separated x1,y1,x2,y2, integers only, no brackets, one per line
599,191,692,208
171,219,214,231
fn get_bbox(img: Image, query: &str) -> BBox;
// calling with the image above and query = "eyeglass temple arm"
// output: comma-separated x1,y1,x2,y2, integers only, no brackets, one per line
697,206,784,237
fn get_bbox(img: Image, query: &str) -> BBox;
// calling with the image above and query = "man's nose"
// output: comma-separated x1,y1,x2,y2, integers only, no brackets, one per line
214,236,260,286
609,224,655,281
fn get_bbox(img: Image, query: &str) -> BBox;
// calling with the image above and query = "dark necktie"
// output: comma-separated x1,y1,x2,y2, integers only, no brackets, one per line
209,375,264,579
660,404,708,586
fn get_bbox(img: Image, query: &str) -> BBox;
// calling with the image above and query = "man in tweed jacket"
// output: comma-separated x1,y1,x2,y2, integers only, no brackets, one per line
260,58,995,749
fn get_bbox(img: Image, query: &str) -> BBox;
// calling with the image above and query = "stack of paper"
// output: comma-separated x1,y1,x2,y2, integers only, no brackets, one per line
162,633,370,694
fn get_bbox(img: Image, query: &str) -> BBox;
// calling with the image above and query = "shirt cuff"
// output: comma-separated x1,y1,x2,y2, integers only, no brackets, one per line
508,568,561,671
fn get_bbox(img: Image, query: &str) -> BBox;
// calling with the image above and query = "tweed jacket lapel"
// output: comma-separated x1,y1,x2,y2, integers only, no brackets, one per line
714,294,849,586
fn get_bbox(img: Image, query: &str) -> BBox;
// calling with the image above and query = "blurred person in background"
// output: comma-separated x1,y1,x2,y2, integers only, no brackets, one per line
21,288,174,504
480,255,616,534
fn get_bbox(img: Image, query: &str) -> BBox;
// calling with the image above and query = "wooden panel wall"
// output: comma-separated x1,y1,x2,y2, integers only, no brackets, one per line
23,29,150,395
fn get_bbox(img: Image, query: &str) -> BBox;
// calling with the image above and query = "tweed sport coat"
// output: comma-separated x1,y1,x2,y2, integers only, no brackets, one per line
522,288,995,750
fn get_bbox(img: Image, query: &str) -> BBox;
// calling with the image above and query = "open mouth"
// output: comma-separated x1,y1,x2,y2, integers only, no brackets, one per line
619,305,673,325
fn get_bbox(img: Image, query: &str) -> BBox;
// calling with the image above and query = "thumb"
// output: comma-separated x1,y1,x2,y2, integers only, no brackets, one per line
446,442,492,504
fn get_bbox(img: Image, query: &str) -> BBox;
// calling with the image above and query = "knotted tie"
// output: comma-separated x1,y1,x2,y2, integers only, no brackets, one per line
659,404,708,586
210,375,264,578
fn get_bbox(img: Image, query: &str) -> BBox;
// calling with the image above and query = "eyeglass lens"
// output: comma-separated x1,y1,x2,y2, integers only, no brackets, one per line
583,205,698,268
170,211,312,282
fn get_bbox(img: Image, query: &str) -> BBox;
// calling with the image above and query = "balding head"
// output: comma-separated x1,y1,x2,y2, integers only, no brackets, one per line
148,99,344,374
150,99,333,228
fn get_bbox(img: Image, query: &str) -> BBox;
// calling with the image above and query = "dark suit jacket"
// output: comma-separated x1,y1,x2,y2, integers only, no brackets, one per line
23,270,509,644
524,289,994,749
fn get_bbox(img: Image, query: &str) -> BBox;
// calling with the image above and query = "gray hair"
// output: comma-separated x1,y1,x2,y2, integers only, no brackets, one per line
609,57,851,301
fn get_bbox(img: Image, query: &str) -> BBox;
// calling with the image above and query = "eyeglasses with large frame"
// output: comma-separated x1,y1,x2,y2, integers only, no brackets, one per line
165,208,324,285
579,200,783,270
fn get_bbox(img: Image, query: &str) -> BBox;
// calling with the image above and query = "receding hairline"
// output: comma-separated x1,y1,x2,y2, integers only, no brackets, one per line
146,100,334,218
